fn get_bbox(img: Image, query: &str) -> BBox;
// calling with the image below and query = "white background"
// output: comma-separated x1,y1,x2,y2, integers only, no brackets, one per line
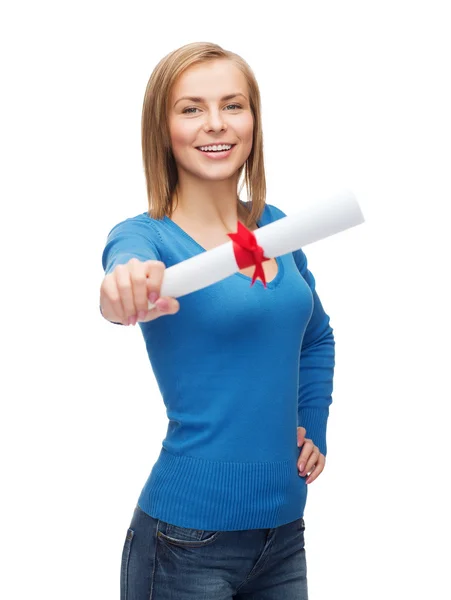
2,1,450,598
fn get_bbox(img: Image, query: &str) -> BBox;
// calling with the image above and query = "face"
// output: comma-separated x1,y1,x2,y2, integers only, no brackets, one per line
168,59,254,183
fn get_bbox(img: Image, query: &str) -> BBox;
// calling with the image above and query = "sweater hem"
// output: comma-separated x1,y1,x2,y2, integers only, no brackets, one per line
137,447,308,531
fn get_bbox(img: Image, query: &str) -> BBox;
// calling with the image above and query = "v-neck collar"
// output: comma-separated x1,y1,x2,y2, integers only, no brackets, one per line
162,201,284,288
163,200,256,251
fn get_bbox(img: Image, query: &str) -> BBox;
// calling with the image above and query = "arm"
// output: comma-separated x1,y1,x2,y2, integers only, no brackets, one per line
100,217,161,324
294,248,335,456
265,203,335,455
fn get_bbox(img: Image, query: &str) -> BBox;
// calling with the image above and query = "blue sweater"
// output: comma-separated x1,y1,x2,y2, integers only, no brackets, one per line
101,202,335,531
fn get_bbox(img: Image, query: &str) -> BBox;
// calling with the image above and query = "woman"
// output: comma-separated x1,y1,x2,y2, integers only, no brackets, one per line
100,41,335,600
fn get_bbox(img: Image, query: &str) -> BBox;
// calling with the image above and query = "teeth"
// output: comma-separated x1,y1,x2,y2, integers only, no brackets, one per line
199,144,232,152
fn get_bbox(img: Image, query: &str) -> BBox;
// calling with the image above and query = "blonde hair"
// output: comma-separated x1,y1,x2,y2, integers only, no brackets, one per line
141,42,267,227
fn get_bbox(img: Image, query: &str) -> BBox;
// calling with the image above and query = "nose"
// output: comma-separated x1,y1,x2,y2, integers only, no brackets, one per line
203,108,227,133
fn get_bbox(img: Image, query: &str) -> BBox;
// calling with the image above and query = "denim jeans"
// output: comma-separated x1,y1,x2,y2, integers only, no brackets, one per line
121,503,308,599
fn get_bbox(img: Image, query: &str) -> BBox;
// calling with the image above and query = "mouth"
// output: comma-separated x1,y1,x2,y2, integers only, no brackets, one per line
195,144,236,159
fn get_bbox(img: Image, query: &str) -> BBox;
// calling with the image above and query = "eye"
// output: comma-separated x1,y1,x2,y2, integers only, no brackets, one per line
182,104,242,114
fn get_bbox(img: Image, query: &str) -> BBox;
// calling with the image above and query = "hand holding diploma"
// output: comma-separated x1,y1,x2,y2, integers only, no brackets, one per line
148,190,365,309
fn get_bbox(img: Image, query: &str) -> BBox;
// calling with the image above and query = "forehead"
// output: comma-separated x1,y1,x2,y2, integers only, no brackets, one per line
171,60,248,100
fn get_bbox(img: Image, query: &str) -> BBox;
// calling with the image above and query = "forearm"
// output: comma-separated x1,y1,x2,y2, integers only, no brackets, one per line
298,320,335,456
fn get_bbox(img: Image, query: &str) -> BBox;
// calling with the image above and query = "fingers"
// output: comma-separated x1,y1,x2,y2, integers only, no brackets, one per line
150,296,180,318
297,438,316,474
142,259,165,309
297,426,306,447
100,270,129,323
100,278,120,322
296,428,326,483
114,262,138,323
130,259,170,322
128,258,156,321
129,259,179,323
305,452,326,484
297,438,323,479
100,259,180,325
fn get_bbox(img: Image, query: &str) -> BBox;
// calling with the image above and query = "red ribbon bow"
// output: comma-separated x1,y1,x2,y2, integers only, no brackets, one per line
227,221,270,287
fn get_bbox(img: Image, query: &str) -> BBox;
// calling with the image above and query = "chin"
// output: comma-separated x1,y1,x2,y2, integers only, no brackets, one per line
198,171,236,182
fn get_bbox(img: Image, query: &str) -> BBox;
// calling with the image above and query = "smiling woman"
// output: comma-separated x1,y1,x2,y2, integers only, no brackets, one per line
140,43,267,228
167,60,254,212
100,41,335,600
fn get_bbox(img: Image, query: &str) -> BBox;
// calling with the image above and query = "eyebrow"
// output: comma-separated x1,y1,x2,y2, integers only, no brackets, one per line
174,93,247,108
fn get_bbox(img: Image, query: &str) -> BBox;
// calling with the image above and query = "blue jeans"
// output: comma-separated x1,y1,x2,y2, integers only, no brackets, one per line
121,503,308,599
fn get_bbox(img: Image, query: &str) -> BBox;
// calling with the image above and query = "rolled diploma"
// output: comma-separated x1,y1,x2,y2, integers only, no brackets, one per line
149,190,364,307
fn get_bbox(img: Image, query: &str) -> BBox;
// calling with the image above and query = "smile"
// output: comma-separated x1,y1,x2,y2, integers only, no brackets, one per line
196,144,236,159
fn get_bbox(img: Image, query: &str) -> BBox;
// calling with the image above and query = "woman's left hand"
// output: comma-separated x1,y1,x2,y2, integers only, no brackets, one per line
297,426,326,484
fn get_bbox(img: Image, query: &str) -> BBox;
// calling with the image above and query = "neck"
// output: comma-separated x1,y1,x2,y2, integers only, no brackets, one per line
170,178,246,231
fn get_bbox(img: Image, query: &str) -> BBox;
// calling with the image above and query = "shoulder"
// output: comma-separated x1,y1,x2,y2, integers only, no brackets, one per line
105,211,163,239
264,203,287,221
101,212,164,272
242,201,288,227
242,200,287,222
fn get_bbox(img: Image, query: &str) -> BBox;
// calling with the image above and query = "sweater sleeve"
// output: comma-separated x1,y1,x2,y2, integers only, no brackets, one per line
100,217,162,324
266,202,335,456
293,248,335,457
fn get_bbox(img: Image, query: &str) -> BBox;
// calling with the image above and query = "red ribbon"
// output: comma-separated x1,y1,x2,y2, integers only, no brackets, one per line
227,221,270,287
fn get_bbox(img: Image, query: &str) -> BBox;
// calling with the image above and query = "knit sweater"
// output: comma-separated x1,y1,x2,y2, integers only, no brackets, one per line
101,201,335,531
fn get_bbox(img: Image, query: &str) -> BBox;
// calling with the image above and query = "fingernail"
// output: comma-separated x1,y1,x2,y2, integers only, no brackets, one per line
298,462,305,473
155,298,169,312
148,292,159,303
138,310,147,320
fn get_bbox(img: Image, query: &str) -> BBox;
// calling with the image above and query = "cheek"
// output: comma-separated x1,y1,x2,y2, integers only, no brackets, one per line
169,120,196,149
236,113,254,142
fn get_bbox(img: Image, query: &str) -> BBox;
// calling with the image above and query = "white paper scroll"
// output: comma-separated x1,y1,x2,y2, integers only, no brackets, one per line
149,190,364,308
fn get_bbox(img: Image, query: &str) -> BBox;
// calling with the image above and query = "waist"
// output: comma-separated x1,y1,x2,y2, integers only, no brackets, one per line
137,447,308,530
